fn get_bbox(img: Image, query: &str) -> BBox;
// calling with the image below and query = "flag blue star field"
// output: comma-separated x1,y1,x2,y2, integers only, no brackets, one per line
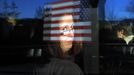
43,0,92,42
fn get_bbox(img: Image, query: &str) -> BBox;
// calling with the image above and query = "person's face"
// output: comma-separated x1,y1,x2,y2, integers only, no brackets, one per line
117,30,124,39
59,15,74,53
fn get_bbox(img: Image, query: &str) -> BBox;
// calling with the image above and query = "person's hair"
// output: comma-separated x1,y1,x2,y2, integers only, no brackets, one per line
43,41,82,59
116,22,133,36
43,13,82,59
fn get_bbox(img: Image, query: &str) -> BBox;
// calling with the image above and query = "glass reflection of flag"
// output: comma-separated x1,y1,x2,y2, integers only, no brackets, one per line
44,0,91,42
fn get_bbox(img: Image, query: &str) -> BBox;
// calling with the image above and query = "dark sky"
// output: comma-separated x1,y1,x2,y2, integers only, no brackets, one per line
105,0,134,21
0,0,60,18
1,0,134,20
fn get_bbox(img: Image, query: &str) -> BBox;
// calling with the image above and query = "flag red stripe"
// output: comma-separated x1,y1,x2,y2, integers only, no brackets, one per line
52,5,80,11
51,13,79,17
44,33,91,37
44,19,80,24
44,13,79,17
44,40,92,43
44,26,91,30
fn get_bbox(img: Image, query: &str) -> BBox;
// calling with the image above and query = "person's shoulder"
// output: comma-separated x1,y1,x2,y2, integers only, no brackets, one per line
50,58,84,75
129,37,134,44
51,58,79,67
132,37,134,42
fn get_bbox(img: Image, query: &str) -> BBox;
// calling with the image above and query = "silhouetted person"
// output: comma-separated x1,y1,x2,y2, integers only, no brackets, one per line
115,22,134,55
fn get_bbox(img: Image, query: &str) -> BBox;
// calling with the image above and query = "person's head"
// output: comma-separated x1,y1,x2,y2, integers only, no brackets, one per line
116,22,133,39
45,13,82,59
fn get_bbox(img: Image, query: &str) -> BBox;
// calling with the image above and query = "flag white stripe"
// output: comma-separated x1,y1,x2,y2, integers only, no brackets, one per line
43,30,91,34
44,22,91,27
45,8,80,15
44,15,79,21
44,1,80,8
52,1,80,8
43,37,91,41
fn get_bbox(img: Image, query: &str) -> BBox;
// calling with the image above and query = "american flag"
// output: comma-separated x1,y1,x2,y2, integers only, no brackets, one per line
43,0,91,42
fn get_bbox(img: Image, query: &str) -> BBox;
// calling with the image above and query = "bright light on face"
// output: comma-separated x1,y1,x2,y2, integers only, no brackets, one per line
59,15,74,41
59,14,74,52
